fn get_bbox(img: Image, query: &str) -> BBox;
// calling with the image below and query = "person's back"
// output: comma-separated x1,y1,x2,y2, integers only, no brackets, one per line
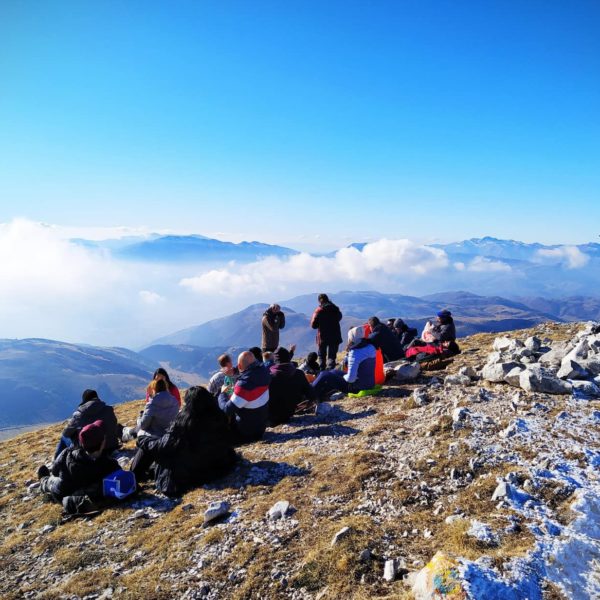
138,387,237,497
346,341,377,391
219,352,270,442
269,347,316,425
367,319,403,362
60,390,120,455
139,386,179,437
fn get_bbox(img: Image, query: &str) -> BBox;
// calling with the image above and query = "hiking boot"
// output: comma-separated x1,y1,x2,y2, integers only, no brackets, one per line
37,465,50,479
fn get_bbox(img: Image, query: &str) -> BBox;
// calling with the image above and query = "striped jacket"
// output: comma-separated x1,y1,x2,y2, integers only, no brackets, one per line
218,360,270,441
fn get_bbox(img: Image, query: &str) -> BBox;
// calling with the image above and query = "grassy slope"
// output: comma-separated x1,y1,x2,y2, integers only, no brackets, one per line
0,322,588,599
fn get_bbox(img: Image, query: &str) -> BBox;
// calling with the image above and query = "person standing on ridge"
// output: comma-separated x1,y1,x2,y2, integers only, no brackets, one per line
261,303,286,352
310,293,343,370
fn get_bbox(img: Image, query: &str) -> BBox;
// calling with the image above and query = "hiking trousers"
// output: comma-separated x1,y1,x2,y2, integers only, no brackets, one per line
318,342,339,370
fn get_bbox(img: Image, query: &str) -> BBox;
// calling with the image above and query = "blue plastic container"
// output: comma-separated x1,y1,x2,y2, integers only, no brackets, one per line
103,469,136,499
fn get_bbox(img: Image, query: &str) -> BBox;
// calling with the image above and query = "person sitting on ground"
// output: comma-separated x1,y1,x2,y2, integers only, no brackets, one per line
432,310,460,354
54,389,121,459
311,326,376,400
129,378,180,479
366,316,404,362
310,293,343,370
262,351,275,368
146,368,181,407
218,351,270,444
393,318,418,349
249,346,264,364
135,386,238,497
268,347,317,425
38,420,120,513
298,351,320,378
208,354,240,398
261,303,286,352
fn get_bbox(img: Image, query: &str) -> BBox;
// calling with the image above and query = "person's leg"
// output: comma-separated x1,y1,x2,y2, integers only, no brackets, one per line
129,447,154,481
317,342,328,371
54,435,73,459
312,370,346,399
326,344,339,370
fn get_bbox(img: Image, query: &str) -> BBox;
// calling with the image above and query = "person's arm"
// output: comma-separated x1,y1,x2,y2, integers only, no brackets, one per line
62,409,82,440
310,308,321,329
279,312,285,330
337,307,343,321
262,315,275,332
344,349,360,383
138,402,155,431
218,391,238,418
170,385,181,406
137,430,178,459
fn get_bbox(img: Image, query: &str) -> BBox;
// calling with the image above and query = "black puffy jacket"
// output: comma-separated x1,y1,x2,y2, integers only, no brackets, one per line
137,414,238,497
269,363,316,425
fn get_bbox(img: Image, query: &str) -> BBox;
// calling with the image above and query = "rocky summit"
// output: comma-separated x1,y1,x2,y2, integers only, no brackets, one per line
1,322,599,599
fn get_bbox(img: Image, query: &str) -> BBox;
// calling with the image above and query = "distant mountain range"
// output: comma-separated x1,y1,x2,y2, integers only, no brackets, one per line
0,339,197,430
74,234,298,262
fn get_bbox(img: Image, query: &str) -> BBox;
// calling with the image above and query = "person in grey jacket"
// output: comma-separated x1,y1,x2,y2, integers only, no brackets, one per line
261,304,286,352
138,379,179,437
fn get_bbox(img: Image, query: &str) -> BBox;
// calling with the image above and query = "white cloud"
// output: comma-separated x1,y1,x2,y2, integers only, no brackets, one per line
139,290,165,305
467,256,512,273
180,239,450,295
535,246,589,269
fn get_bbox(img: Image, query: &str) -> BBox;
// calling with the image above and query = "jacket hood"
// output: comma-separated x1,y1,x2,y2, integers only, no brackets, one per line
270,362,296,378
151,390,177,407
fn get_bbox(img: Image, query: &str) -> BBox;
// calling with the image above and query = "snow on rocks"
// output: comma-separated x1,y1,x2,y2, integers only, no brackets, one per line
267,500,295,521
394,362,421,382
467,520,499,547
203,501,230,525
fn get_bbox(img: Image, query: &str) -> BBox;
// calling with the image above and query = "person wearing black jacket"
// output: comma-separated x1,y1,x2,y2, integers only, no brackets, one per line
268,347,316,425
367,316,404,362
393,318,418,349
136,386,237,497
39,420,120,508
310,293,343,370
54,389,121,458
261,304,286,352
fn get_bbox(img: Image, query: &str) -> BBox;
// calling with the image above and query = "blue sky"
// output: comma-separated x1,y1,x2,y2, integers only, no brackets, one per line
1,1,599,249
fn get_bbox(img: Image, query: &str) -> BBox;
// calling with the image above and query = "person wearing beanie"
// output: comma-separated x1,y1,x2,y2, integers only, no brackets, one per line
298,351,320,377
261,303,286,353
38,419,120,511
392,318,418,349
54,389,121,459
311,326,376,400
268,346,316,425
432,309,459,354
310,293,343,370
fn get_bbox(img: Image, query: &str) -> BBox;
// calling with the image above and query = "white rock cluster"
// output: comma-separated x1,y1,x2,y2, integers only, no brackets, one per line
480,324,600,396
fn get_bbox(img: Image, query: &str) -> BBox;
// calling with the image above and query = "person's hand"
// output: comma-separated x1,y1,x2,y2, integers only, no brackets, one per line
221,384,229,393
290,344,297,354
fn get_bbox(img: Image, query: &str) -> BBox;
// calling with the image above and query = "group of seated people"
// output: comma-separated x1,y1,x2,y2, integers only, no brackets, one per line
37,310,458,509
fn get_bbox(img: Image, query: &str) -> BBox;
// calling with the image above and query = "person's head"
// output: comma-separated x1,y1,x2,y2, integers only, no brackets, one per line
368,316,380,329
270,303,281,313
436,309,452,323
248,346,263,363
79,420,106,456
172,386,222,439
393,318,406,332
262,351,274,363
81,389,98,405
306,351,319,366
238,350,257,372
274,346,291,364
153,367,172,386
386,318,395,329
318,293,329,306
218,353,234,375
347,326,364,347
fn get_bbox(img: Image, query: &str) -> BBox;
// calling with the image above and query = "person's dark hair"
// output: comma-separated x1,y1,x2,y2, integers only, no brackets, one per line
169,386,225,446
248,346,262,362
153,367,173,386
306,351,319,365
318,293,329,305
81,389,99,405
218,354,231,368
368,316,380,328
154,378,168,393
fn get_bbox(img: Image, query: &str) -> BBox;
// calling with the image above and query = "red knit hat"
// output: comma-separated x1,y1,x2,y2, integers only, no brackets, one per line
78,420,105,452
